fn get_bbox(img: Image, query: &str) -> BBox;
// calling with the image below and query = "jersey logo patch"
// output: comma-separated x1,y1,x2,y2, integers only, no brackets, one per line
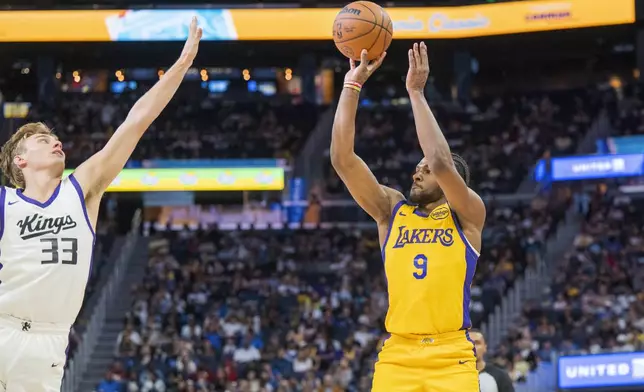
430,206,449,220
17,213,78,240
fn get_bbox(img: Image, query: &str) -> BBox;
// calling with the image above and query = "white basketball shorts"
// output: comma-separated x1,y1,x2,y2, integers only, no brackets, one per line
0,314,69,392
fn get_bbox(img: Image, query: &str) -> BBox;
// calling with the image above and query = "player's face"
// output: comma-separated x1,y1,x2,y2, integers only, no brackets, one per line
409,158,442,205
469,332,487,358
16,133,65,174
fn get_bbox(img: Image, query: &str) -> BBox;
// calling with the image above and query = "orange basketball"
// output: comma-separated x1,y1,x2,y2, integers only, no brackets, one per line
333,1,393,61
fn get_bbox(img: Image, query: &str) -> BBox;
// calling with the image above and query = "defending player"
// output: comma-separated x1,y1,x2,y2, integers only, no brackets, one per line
0,17,202,392
330,43,485,392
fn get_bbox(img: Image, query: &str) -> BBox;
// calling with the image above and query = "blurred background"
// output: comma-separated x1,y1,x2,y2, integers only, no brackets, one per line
2,0,644,391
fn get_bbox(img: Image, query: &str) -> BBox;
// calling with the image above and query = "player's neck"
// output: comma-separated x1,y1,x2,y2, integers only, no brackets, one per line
417,197,446,214
476,358,486,372
21,171,62,203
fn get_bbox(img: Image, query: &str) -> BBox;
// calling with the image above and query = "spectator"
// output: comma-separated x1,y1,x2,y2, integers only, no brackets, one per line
471,329,515,392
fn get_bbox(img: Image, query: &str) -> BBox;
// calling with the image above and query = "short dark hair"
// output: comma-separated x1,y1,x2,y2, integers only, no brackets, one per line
451,153,470,185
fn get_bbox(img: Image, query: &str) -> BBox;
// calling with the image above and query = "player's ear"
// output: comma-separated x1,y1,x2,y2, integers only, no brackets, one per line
14,154,27,169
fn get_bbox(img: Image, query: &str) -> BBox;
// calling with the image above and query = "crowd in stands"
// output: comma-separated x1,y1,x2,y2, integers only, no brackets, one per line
17,83,605,197
324,89,598,196
68,216,118,361
609,82,644,136
24,91,319,167
18,77,631,390
94,191,568,392
492,186,644,383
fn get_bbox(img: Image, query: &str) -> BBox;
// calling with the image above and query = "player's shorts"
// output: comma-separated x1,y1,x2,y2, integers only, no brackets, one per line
0,314,69,392
372,330,480,392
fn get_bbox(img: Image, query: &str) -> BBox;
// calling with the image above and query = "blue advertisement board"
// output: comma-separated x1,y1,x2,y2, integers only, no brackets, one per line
558,352,644,389
551,154,644,181
288,178,305,224
597,135,644,155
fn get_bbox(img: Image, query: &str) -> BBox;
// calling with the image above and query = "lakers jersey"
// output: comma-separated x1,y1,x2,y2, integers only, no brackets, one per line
381,201,479,335
0,174,95,326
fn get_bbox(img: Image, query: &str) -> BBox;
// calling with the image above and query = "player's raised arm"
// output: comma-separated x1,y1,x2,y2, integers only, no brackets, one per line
406,42,485,229
330,49,403,224
73,17,203,200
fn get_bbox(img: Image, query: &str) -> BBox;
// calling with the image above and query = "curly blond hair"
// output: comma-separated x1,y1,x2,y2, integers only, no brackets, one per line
0,122,55,188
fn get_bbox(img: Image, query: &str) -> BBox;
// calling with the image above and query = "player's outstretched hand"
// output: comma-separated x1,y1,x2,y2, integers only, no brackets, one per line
344,49,386,86
180,16,203,65
406,42,429,93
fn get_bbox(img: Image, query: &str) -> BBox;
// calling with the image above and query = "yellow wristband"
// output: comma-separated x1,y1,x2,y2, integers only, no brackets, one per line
344,81,363,89
344,84,362,93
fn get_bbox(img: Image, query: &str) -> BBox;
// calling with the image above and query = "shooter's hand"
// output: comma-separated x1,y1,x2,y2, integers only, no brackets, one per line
344,49,387,86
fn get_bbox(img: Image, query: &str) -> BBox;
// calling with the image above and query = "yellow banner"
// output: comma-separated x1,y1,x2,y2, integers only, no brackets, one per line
61,168,285,192
0,0,635,42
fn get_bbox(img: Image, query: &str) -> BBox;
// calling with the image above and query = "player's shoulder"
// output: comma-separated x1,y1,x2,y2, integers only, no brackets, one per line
375,185,406,228
1,185,15,198
381,186,407,217
380,185,405,209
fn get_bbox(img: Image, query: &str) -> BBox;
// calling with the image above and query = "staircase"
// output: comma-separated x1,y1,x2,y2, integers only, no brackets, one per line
294,106,335,183
483,105,612,337
480,110,614,390
482,207,583,348
76,237,149,392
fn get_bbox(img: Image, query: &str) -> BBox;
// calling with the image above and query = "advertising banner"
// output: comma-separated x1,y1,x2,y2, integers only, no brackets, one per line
288,177,305,224
597,135,644,155
126,158,285,169
62,167,284,192
0,0,634,42
559,352,644,389
550,154,644,181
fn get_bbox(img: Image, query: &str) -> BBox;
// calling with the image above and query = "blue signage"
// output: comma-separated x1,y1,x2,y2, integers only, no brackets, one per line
558,352,644,389
597,135,644,155
288,178,305,224
551,154,644,181
534,159,547,182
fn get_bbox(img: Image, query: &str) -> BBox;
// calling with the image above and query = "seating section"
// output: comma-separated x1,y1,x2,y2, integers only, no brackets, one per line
494,190,644,383
325,89,595,195
608,82,644,136
96,197,562,391
69,224,117,361
25,93,319,167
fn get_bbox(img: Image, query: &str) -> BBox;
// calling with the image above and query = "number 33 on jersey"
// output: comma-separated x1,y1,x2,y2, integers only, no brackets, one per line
0,174,95,326
381,201,479,336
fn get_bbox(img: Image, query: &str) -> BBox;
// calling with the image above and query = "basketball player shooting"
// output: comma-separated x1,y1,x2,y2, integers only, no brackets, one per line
330,43,485,392
0,17,201,392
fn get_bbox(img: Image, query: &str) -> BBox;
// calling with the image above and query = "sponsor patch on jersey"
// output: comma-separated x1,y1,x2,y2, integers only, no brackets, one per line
430,206,449,220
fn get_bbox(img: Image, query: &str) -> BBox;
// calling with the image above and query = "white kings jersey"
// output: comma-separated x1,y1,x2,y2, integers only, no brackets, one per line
0,174,95,327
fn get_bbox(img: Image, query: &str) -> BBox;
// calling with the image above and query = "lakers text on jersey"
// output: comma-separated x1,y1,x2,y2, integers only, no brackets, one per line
0,174,95,326
381,201,479,335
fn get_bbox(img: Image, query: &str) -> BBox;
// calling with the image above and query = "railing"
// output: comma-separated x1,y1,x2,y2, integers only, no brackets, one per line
481,249,547,350
61,209,142,392
293,106,335,182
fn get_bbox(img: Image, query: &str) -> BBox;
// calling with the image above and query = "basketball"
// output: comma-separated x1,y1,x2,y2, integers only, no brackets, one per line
333,1,393,61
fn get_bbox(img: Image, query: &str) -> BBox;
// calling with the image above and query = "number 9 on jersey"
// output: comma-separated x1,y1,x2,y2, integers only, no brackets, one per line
413,254,428,280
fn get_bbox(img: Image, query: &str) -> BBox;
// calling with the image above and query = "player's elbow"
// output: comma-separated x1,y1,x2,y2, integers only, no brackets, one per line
330,143,351,170
329,148,342,168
